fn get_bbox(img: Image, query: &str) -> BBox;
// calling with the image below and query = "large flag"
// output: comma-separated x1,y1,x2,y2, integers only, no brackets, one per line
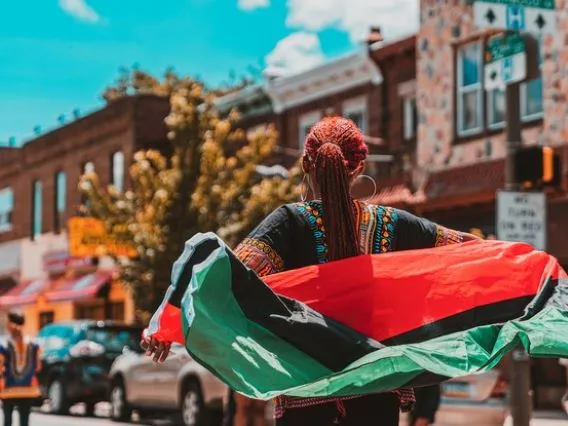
145,232,568,400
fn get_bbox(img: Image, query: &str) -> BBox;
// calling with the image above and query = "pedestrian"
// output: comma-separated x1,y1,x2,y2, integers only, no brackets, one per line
409,385,441,426
0,312,42,426
144,116,479,425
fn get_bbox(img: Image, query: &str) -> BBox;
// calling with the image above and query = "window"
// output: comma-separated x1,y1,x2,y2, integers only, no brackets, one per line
32,180,42,238
343,97,368,134
298,111,322,150
76,301,105,320
111,152,125,192
39,311,54,329
109,302,125,321
403,97,418,140
458,38,544,139
487,88,506,129
0,188,13,232
54,171,66,233
456,41,483,136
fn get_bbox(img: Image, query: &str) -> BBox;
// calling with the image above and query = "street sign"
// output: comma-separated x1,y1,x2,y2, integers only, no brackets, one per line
496,191,546,251
484,32,527,90
474,0,556,35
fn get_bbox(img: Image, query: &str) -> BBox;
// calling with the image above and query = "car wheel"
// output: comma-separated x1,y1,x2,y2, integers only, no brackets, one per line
48,378,69,415
110,380,132,422
179,381,206,426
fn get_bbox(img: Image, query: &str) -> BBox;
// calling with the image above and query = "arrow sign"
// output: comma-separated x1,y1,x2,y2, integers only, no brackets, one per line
484,32,528,91
474,0,556,35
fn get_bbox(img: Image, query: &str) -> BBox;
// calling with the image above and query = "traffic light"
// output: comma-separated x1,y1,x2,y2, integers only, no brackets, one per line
514,146,562,188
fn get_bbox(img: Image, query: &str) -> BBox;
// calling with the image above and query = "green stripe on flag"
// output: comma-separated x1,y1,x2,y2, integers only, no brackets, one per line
179,244,568,400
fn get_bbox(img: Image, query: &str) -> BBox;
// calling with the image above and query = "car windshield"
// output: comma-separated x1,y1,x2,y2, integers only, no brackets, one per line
86,327,142,354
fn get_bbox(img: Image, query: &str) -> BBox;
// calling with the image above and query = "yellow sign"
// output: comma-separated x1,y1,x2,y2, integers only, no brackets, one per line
68,217,138,258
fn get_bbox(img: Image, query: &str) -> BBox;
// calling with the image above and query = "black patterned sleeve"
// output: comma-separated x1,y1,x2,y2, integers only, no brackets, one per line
233,206,294,277
394,208,467,251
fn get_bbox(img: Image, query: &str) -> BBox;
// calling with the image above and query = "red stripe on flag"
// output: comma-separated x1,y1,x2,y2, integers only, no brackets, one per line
264,241,562,342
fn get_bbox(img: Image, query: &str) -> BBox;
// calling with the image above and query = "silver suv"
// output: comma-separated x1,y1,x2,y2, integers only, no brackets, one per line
108,342,227,426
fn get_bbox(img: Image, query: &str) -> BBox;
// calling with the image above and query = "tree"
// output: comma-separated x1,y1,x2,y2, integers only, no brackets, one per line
82,69,300,321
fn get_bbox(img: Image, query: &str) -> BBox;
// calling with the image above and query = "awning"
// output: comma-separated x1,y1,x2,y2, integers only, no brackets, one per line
45,271,113,303
0,279,50,307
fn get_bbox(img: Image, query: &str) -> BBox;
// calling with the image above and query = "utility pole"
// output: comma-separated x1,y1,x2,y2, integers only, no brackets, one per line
485,29,541,426
473,1,556,424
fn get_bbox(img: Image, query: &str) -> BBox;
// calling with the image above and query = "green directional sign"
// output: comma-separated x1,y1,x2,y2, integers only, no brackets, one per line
484,32,528,90
485,32,526,63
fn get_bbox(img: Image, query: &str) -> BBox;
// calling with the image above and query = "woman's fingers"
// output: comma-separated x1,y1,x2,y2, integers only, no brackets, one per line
158,343,171,363
140,336,172,363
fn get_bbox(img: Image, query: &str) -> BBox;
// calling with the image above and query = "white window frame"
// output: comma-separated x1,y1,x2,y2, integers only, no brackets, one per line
456,41,484,137
298,111,322,151
0,188,13,233
402,96,417,140
342,96,368,134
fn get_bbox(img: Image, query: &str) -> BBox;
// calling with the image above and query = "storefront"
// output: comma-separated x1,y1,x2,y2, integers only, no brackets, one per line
0,250,134,336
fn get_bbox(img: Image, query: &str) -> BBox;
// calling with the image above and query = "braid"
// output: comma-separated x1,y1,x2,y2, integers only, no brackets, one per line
314,144,359,261
304,116,368,262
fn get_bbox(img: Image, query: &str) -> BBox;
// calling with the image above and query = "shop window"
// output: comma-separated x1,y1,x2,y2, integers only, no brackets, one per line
109,302,125,321
76,302,105,320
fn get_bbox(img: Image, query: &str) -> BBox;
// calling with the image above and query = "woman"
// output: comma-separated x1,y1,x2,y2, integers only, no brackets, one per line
0,312,42,426
146,117,476,425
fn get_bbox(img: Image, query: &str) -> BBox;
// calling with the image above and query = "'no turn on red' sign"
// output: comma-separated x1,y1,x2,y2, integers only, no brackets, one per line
496,190,547,251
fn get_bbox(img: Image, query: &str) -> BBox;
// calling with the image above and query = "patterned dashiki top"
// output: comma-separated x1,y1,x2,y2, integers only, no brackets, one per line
0,337,42,399
234,200,466,418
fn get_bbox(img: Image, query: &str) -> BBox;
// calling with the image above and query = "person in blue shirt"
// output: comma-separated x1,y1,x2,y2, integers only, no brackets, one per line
0,312,42,426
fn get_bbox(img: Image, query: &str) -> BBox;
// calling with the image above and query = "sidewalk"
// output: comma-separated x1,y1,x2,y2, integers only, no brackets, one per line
503,412,568,425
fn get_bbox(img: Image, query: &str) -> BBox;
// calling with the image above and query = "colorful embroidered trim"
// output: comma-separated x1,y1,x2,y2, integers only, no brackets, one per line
435,225,464,247
294,202,328,264
235,238,284,277
273,389,415,419
374,206,397,253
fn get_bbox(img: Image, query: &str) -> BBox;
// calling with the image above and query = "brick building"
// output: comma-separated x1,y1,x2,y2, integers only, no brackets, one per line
216,35,418,189
0,94,170,334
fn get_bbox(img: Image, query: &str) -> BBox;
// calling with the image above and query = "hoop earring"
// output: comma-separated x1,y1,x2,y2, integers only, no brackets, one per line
356,174,377,202
300,175,310,202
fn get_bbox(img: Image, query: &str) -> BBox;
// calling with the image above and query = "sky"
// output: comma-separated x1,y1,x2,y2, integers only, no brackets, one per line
0,0,418,146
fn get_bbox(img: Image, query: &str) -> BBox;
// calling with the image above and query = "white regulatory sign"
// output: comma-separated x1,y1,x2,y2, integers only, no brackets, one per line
496,191,547,251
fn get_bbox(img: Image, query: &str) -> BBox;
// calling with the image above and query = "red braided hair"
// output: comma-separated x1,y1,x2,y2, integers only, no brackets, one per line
302,117,368,261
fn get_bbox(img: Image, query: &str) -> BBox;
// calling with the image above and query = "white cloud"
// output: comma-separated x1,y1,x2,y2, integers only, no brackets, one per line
59,0,101,24
238,0,270,11
264,32,325,78
285,0,419,42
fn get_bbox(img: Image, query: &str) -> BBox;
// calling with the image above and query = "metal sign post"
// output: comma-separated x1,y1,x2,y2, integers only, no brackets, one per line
475,1,550,424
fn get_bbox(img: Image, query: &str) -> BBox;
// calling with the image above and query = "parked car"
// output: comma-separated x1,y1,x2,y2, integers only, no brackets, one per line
36,320,144,416
108,342,227,426
400,369,509,426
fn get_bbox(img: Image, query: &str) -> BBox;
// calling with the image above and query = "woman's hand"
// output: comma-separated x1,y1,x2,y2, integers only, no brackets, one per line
140,337,171,363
